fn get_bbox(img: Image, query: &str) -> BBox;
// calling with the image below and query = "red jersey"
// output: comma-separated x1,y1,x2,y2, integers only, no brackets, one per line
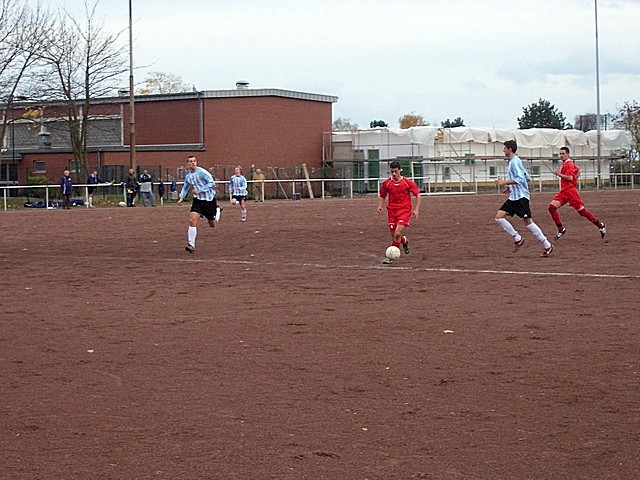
380,176,420,211
560,159,579,191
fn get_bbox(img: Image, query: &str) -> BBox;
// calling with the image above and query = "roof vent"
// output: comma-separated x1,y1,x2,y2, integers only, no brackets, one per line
235,80,250,90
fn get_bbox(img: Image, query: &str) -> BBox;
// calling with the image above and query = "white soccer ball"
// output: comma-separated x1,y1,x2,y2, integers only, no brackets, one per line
385,246,401,260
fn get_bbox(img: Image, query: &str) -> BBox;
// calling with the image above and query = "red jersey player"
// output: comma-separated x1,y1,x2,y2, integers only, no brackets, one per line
378,160,422,264
548,146,606,240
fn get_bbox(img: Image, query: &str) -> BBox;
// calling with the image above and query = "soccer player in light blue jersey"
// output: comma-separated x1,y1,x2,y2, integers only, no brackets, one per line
177,156,221,253
228,165,248,221
495,140,554,257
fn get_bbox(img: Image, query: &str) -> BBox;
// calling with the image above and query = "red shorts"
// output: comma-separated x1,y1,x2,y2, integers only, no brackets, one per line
387,208,411,232
552,188,583,210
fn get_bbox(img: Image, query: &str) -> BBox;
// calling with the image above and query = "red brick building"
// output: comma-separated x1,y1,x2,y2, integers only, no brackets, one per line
1,87,337,185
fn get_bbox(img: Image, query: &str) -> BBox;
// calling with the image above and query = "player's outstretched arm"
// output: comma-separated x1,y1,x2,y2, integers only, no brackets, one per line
413,194,422,217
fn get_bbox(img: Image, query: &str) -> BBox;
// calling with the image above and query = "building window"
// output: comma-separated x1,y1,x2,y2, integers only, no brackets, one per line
0,163,18,182
367,149,379,160
68,159,79,173
531,166,540,177
33,160,46,173
489,166,497,177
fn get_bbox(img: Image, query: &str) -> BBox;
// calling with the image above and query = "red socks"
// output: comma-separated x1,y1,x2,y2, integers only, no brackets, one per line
579,208,601,227
548,204,562,229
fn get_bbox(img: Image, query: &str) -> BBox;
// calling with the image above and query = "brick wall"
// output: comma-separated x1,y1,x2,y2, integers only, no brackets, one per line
11,93,334,183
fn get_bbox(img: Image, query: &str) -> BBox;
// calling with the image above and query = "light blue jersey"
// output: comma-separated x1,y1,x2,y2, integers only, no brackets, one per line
507,155,531,201
228,174,248,197
180,167,216,201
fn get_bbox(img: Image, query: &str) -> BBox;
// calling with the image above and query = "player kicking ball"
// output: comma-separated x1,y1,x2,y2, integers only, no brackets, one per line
378,160,422,264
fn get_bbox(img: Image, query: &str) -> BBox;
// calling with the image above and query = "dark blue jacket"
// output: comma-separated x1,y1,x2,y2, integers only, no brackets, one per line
87,174,104,185
60,175,73,195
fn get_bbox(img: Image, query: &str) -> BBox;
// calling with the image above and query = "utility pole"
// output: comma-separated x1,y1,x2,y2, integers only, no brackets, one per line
129,0,136,169
594,0,602,188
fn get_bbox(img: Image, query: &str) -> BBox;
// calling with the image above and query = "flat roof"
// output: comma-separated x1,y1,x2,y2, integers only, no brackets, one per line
202,88,338,103
113,88,337,104
1,88,338,108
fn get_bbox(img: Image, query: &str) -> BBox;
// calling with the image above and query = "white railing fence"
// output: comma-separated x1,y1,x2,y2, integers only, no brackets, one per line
2,172,639,211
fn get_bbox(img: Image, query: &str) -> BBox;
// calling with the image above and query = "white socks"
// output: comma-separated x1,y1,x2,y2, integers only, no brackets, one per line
495,217,520,241
188,226,197,246
527,222,551,249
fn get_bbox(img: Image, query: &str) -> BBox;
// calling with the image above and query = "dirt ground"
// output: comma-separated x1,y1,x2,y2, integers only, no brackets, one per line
1,190,639,480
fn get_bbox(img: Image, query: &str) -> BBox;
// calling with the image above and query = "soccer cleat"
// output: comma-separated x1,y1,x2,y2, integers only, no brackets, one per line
554,228,567,240
215,206,222,222
541,244,554,257
402,240,410,255
382,257,394,265
185,243,195,254
599,223,606,239
513,237,525,252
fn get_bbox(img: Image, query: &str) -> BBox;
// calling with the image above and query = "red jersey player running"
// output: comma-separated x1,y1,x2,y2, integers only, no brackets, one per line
548,146,606,240
378,160,422,264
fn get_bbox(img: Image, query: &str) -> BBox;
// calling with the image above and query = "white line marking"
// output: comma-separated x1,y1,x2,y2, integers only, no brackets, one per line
176,257,640,280
67,255,640,280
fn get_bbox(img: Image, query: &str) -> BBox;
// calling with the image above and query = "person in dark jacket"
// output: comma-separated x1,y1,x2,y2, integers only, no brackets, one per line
125,168,139,207
157,179,165,202
87,170,112,208
60,170,73,210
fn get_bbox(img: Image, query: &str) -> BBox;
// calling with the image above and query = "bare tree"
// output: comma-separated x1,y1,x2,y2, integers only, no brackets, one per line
332,117,359,131
1,0,50,151
34,0,128,175
613,100,640,160
137,71,194,95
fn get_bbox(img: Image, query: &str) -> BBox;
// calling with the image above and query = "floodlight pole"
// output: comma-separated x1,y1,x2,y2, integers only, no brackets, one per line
594,0,602,188
128,0,136,169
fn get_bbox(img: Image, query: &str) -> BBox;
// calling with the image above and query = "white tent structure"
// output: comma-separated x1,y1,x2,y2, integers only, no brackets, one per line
328,126,632,192
332,126,630,161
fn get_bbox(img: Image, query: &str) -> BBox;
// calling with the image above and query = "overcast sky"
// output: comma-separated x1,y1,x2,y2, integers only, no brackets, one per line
53,0,640,129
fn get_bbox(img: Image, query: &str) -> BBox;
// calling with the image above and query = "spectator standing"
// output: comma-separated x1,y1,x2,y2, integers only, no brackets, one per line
60,169,73,210
125,168,139,207
86,170,112,208
139,169,156,207
158,178,165,204
252,168,266,202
